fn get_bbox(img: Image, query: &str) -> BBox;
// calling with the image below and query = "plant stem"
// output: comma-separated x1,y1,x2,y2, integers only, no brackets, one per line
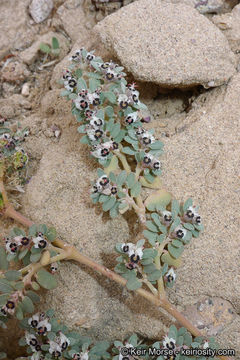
154,239,169,298
115,151,131,174
2,203,231,360
142,278,158,296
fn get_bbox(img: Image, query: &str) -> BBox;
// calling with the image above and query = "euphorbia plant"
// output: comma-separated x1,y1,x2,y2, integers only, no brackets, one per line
0,49,233,360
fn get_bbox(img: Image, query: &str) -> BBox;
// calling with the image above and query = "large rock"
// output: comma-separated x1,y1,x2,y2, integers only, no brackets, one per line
151,73,240,353
95,0,236,88
0,0,33,59
56,0,92,42
212,4,240,53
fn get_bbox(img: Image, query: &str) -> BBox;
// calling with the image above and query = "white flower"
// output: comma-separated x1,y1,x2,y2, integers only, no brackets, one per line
64,77,77,92
165,268,176,283
49,341,62,358
174,226,187,240
51,262,58,273
140,131,155,146
87,92,101,106
203,341,209,349
86,128,103,142
69,49,82,62
37,318,51,335
163,335,176,350
0,133,11,140
125,112,138,125
185,206,201,225
25,332,38,347
95,175,111,194
161,211,172,225
91,141,113,159
143,153,154,166
5,239,18,254
121,242,144,263
89,116,104,128
74,96,89,111
58,332,70,351
118,94,129,109
121,243,135,256
28,313,40,328
33,235,48,249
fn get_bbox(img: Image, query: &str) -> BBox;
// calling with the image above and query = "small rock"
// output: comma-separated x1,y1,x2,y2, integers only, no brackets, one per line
21,83,30,97
95,0,236,88
212,4,240,53
183,297,235,336
29,0,54,23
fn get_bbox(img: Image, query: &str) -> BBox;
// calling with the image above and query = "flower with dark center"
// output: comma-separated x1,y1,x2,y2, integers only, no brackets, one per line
69,79,77,88
33,235,48,249
143,137,151,145
163,336,176,351
0,307,7,316
80,100,88,109
9,242,18,253
101,62,109,70
120,101,128,109
164,214,172,223
52,351,61,358
195,215,201,224
143,155,151,165
31,319,38,328
86,54,95,61
165,268,176,283
93,129,103,140
38,239,47,249
176,229,184,238
99,176,109,187
136,127,145,136
132,93,139,103
106,71,114,80
153,161,161,170
111,186,118,195
122,245,129,253
30,338,38,346
92,98,100,106
112,142,118,149
51,263,58,273
130,254,140,263
21,237,30,246
126,116,134,124
186,209,194,218
101,148,109,157
35,344,41,352
6,301,15,310
37,326,47,335
72,354,81,360
85,110,94,118
92,185,98,193
90,117,103,128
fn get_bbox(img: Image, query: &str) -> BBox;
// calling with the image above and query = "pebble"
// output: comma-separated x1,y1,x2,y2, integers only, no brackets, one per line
29,0,53,23
21,83,30,97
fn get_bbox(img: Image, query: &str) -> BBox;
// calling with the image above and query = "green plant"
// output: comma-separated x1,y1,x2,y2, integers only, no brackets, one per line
0,49,234,360
39,37,60,58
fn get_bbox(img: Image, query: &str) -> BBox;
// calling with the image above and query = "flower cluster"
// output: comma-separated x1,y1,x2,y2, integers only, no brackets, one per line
121,242,144,269
0,124,29,169
4,232,48,255
24,312,70,358
91,174,117,196
184,205,201,225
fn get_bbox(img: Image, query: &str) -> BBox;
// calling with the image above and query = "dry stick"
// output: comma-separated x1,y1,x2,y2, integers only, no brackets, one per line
2,205,231,360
